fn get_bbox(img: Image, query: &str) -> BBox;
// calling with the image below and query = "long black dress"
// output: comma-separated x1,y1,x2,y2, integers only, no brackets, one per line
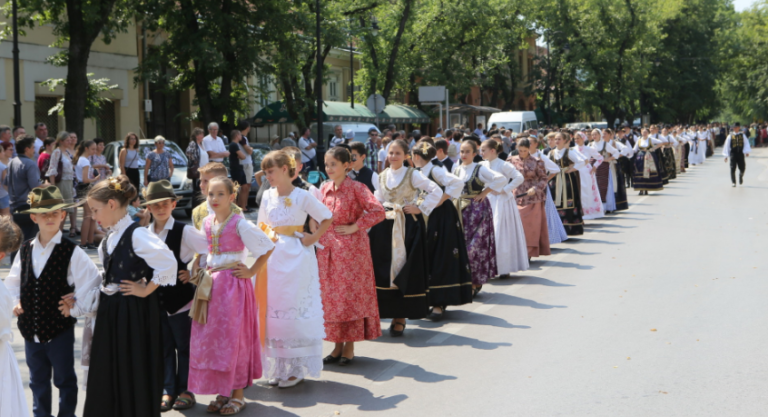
84,222,165,417
632,140,664,192
422,163,472,308
370,167,430,319
548,148,584,236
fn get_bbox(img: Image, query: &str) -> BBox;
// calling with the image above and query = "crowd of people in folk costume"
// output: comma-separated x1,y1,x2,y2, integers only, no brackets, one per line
0,119,752,416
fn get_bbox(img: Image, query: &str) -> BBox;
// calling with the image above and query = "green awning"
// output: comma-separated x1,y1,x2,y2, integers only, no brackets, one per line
377,104,430,124
252,101,377,124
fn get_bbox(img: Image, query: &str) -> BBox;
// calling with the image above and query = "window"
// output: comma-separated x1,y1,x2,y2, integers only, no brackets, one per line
34,97,59,134
328,74,339,100
96,101,117,142
258,75,271,107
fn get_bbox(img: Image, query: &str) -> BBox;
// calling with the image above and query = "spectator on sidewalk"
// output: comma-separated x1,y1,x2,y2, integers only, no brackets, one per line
33,122,47,160
298,127,318,173
5,137,41,244
202,122,229,163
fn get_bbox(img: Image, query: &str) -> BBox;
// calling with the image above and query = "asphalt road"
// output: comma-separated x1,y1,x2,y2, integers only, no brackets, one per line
5,147,768,417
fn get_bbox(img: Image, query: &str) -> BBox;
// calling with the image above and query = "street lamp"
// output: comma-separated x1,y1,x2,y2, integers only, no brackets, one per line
315,0,323,154
12,0,21,126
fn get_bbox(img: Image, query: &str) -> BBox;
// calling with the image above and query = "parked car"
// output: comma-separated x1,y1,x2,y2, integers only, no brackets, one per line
310,122,381,147
221,143,271,206
103,139,195,216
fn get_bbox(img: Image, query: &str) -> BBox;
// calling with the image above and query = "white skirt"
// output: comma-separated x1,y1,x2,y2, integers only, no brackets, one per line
579,167,605,220
603,170,617,212
0,339,29,417
488,193,529,275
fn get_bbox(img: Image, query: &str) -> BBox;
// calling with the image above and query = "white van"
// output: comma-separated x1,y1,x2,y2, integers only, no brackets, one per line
310,122,381,146
487,111,538,134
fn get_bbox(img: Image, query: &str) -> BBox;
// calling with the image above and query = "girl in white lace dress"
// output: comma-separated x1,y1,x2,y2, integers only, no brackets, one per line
257,150,333,388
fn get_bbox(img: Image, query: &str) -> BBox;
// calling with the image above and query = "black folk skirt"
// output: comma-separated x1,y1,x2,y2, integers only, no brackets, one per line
654,149,669,185
613,168,629,211
632,151,664,191
83,291,164,417
425,200,473,307
548,171,584,236
663,148,677,180
370,212,430,319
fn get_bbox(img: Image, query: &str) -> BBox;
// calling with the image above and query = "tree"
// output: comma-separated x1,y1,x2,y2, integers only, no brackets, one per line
41,74,118,118
716,1,768,121
137,0,279,132
4,0,135,139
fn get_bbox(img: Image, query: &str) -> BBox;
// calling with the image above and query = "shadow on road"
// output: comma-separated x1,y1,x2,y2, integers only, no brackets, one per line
411,310,531,330
370,327,512,351
476,292,567,310
250,379,408,412
492,274,575,287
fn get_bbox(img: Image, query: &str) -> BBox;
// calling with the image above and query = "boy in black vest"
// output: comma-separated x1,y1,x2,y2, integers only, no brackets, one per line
143,180,208,411
6,186,101,417
348,141,378,193
723,123,751,187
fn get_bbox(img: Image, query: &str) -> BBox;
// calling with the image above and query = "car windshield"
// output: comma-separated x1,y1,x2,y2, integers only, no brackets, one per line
136,142,188,168
499,122,522,133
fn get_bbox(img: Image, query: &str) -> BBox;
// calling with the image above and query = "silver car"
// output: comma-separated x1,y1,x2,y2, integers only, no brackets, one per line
103,139,195,216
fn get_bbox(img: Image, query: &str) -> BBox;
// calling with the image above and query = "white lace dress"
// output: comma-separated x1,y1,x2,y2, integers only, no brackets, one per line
257,187,333,381
0,280,29,417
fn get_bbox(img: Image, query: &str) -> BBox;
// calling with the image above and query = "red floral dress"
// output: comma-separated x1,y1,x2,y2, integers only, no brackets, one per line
318,177,386,342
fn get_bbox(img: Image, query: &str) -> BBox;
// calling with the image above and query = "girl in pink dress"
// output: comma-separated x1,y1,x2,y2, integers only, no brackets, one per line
188,177,274,415
318,147,385,365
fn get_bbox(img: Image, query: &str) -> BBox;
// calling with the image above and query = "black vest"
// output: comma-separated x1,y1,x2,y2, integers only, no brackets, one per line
351,166,375,193
156,220,197,315
731,133,744,150
17,238,77,342
461,164,486,196
101,222,154,287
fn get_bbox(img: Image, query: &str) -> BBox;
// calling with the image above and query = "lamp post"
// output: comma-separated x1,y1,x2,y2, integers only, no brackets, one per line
315,0,323,154
350,42,354,108
12,0,22,126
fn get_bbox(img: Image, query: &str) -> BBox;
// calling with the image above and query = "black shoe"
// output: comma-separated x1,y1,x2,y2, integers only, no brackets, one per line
86,244,98,250
339,357,354,366
472,285,483,298
389,321,406,337
322,354,341,364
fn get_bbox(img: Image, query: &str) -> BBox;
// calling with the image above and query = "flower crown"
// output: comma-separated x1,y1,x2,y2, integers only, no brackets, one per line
419,142,431,154
288,157,297,170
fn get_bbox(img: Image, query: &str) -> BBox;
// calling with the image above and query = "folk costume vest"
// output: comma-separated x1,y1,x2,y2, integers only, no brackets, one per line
17,238,77,342
157,220,196,315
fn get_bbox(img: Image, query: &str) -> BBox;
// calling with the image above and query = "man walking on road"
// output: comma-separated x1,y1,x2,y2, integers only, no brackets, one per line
723,122,750,187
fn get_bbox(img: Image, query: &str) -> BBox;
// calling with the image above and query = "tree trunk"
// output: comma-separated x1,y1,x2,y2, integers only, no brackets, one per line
381,0,413,101
63,0,116,139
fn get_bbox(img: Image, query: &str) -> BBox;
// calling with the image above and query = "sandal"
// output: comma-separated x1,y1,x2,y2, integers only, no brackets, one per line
206,395,229,414
173,391,196,410
220,398,246,415
161,396,174,412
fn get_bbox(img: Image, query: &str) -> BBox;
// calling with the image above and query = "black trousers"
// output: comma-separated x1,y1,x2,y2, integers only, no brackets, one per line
730,151,745,183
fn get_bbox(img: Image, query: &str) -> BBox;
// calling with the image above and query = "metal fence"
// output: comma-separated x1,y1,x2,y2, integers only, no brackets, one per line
96,101,117,142
34,97,59,134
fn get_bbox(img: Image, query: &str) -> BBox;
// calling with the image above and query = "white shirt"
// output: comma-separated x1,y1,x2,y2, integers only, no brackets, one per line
34,138,44,159
203,135,228,162
374,165,443,216
197,142,209,167
148,217,209,315
532,150,561,174
421,160,464,199
481,158,524,197
204,218,275,270
75,156,92,182
377,148,387,167
329,136,345,147
452,162,506,193
549,147,587,170
589,140,620,159
610,140,634,158
448,139,461,162
577,144,604,169
298,137,316,162
722,133,752,158
633,137,663,151
696,131,709,141
101,214,178,287
5,231,102,341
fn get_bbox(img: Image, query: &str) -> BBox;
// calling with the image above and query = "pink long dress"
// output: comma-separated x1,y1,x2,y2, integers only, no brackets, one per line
188,213,274,394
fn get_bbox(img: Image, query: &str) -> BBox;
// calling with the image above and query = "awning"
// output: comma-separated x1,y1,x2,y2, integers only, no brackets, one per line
448,104,502,114
252,101,377,124
376,104,430,124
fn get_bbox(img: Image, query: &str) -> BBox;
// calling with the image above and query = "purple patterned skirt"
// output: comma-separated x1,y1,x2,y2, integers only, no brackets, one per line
460,198,497,285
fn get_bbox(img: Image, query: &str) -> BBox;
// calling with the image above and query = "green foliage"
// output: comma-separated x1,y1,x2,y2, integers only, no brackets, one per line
40,74,118,118
717,1,768,121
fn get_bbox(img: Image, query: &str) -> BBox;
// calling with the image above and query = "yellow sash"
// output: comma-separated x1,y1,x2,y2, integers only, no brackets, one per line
255,223,303,346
